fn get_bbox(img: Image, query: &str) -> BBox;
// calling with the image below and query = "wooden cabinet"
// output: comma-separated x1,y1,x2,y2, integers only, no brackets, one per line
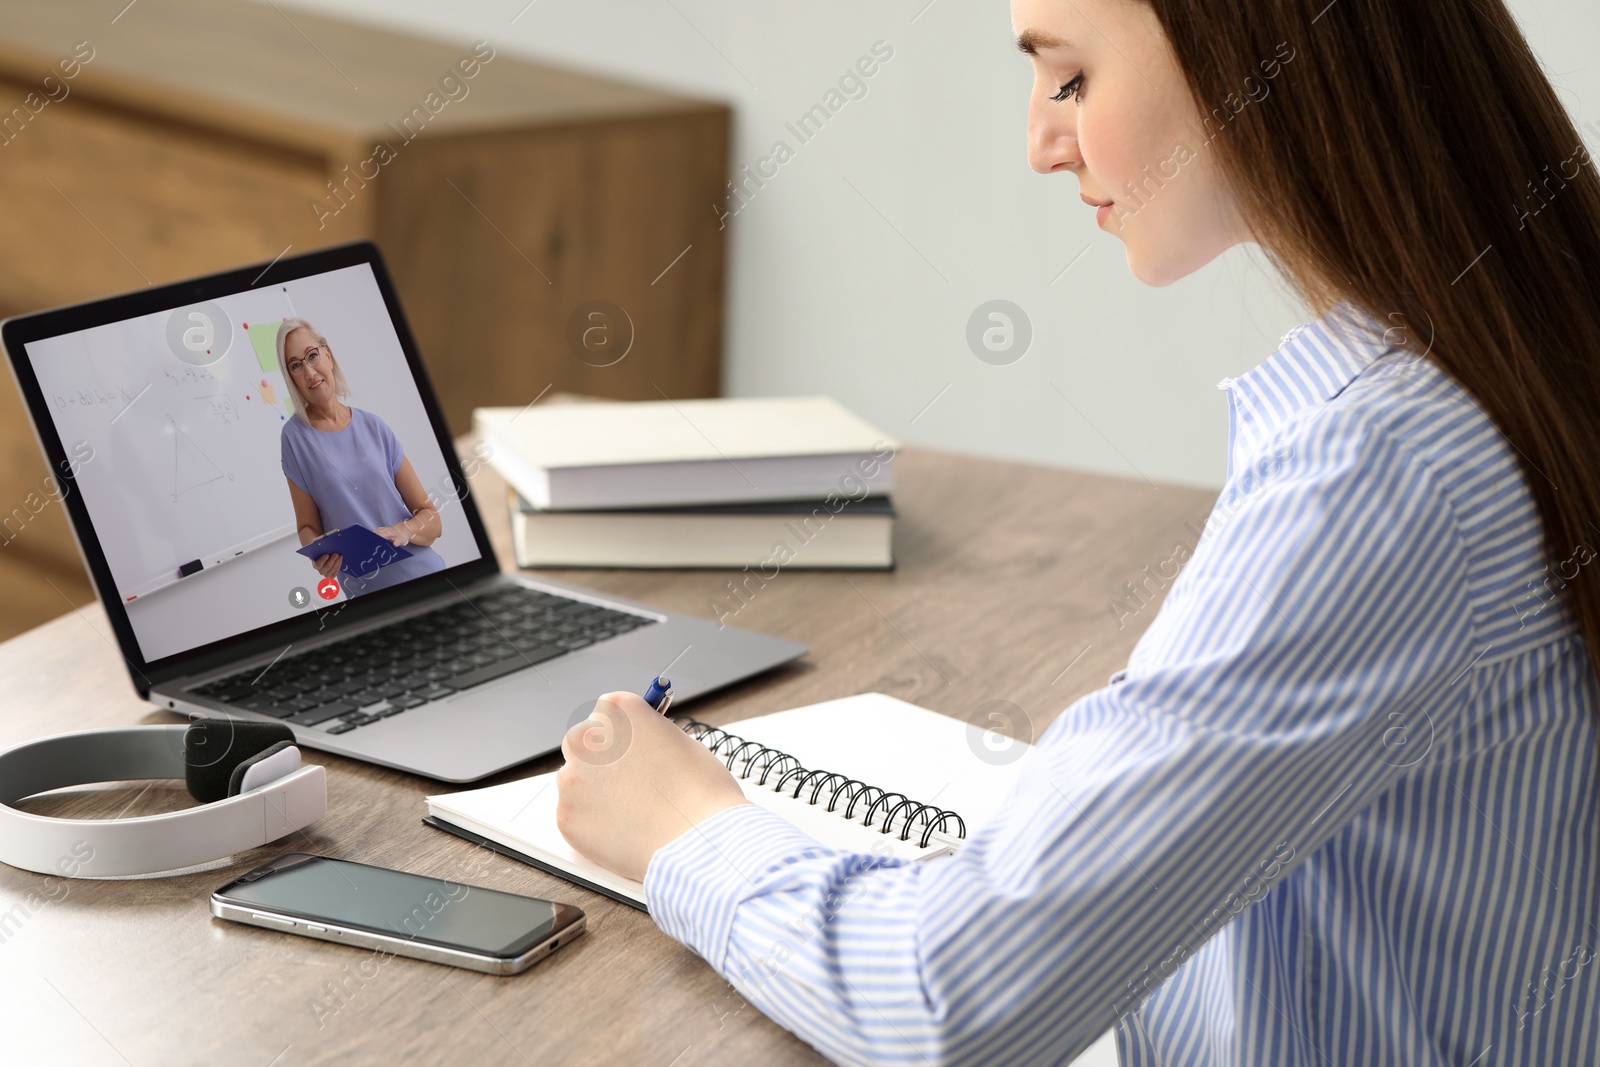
0,0,729,638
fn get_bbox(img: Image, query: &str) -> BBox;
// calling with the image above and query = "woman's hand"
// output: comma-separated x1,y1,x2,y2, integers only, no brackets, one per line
556,691,750,882
311,552,342,579
374,524,412,548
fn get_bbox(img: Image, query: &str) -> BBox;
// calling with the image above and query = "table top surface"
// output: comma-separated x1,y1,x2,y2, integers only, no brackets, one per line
0,441,1214,1066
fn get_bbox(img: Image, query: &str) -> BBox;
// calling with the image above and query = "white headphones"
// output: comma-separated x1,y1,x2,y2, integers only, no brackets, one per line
0,720,326,878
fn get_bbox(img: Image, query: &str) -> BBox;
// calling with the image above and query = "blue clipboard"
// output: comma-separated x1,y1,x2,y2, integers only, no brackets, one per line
296,524,413,578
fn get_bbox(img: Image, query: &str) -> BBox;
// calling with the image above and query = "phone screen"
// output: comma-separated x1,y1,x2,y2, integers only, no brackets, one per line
215,854,576,959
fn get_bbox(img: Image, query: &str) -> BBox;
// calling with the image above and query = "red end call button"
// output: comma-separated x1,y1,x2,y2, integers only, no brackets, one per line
317,577,340,600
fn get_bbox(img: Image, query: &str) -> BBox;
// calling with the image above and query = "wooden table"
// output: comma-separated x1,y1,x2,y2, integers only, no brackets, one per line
0,444,1215,1066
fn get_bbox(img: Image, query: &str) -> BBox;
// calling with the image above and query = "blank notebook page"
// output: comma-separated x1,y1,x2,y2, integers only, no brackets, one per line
425,693,1036,907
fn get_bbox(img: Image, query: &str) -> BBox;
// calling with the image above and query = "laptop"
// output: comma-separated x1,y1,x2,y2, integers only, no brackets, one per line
2,242,806,782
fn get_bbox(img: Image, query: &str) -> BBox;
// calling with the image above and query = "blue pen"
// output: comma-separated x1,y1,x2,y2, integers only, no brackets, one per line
642,675,673,715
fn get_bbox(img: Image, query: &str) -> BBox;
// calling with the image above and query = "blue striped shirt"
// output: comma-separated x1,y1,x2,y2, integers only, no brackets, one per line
644,301,1600,1066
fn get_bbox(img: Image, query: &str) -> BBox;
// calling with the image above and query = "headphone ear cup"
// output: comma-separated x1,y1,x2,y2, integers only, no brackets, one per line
226,740,298,797
185,720,295,803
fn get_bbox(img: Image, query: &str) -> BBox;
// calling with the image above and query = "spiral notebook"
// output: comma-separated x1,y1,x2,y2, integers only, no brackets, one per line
422,693,1035,911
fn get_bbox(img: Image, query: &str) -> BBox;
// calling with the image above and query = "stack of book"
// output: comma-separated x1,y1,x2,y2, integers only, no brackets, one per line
473,396,897,570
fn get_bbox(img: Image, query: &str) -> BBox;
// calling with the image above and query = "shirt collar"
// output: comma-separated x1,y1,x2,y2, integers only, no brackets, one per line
1220,298,1397,445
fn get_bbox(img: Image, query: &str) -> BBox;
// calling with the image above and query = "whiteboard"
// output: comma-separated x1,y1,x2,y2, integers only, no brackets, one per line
26,292,301,602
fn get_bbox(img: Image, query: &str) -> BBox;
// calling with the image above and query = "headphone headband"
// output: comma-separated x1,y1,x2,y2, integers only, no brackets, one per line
0,725,326,877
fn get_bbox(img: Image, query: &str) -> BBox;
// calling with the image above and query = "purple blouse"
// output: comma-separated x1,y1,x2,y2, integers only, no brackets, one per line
281,406,445,596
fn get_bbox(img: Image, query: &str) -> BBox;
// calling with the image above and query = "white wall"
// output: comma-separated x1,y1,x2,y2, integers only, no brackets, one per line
284,0,1600,489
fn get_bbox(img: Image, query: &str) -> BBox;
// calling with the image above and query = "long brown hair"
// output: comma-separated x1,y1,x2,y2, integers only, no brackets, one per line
1144,0,1600,694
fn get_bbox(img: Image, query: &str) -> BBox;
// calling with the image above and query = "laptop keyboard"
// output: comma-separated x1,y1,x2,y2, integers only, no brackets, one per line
189,585,654,734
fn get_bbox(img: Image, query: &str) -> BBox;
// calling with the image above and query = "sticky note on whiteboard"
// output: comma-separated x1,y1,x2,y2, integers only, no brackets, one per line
246,320,282,374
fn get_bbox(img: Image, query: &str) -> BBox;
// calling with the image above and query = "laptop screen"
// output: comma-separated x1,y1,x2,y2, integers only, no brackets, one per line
20,260,486,663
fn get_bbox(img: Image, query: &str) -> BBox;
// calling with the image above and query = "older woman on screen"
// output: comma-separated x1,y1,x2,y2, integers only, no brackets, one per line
278,317,445,596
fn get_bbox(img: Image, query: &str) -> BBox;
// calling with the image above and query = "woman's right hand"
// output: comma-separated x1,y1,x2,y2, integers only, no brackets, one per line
312,552,342,579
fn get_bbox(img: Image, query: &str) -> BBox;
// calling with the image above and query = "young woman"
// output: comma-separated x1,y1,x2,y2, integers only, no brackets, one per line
556,1,1600,1063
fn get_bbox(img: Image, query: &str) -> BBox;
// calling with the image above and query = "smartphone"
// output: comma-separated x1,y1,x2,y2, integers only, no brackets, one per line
211,853,585,975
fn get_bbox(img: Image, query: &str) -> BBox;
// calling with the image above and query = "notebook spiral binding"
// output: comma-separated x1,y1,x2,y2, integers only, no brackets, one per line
679,718,967,849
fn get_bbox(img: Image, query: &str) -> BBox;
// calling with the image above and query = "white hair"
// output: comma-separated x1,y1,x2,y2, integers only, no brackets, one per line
276,317,350,423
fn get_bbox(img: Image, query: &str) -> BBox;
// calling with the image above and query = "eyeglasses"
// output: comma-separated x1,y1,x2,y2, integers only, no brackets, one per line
287,344,328,378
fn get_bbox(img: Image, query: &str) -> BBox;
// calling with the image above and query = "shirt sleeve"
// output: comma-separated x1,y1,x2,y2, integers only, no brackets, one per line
280,423,308,496
373,411,404,480
643,408,1480,1067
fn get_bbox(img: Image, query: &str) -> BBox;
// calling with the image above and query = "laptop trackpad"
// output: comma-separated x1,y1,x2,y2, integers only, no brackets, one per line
534,653,642,694
503,654,702,717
